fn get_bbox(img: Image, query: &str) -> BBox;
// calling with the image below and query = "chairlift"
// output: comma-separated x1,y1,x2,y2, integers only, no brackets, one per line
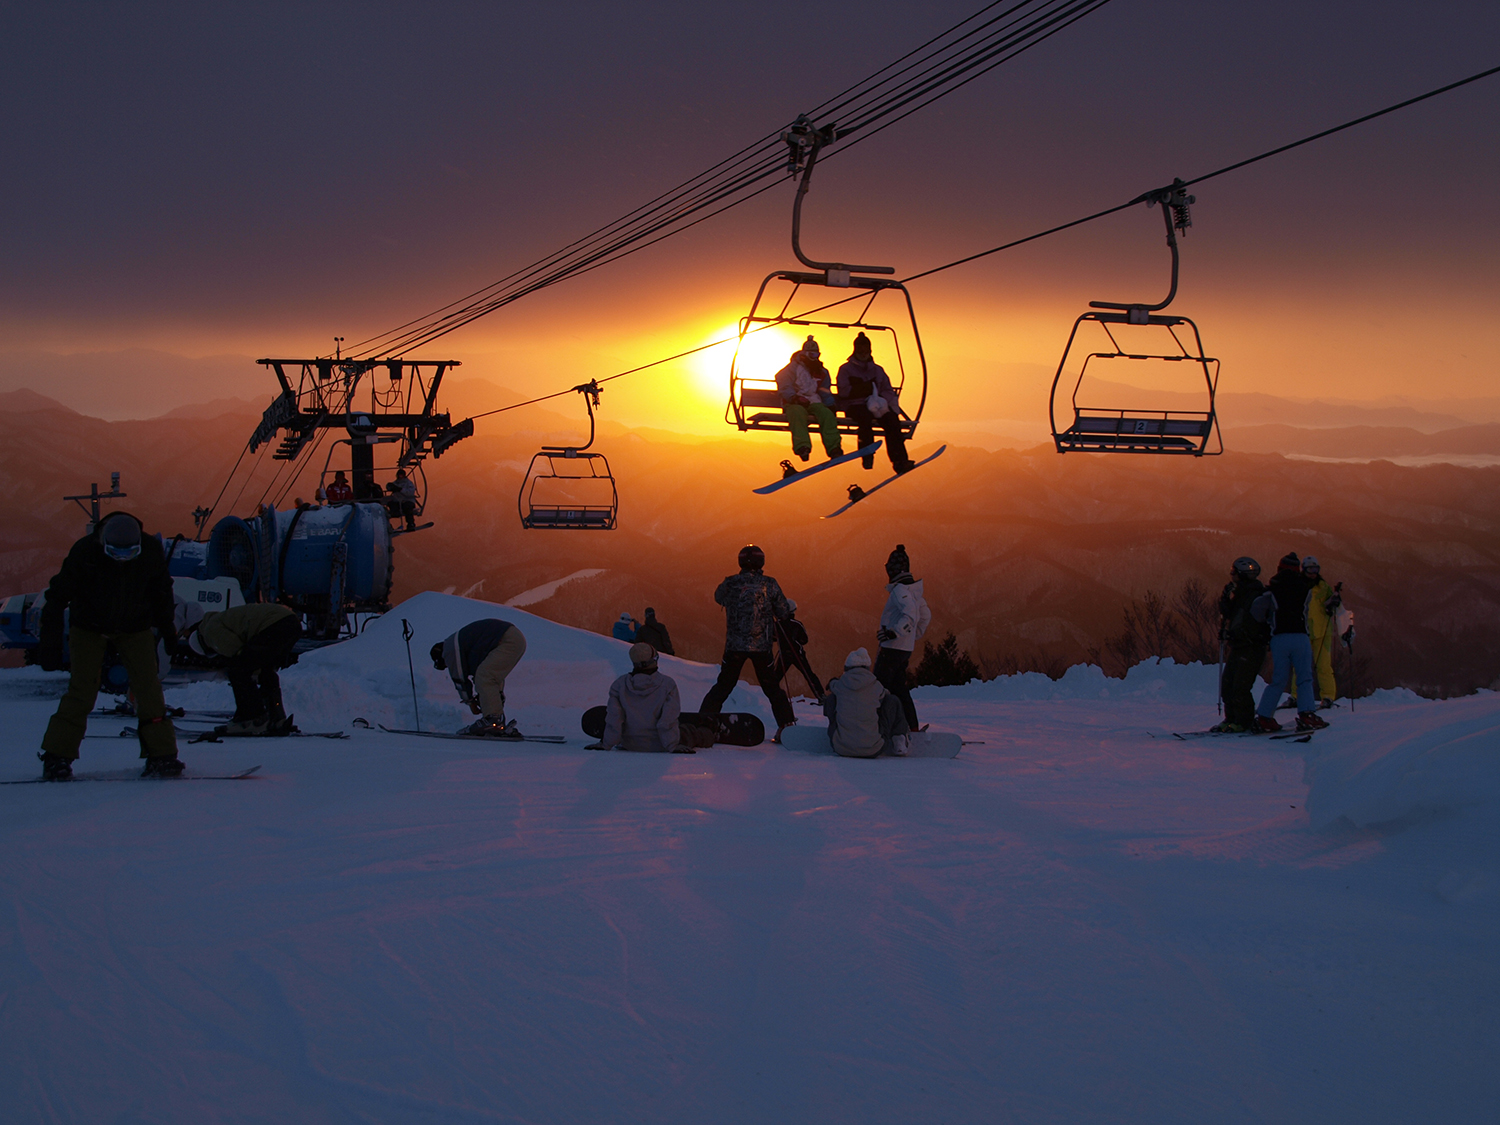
1050,179,1222,456
314,438,429,530
727,117,926,438
518,381,619,530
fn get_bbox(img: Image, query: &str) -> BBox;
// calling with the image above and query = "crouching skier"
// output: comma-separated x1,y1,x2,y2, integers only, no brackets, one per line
589,642,696,753
189,604,302,735
36,512,184,778
431,618,528,736
822,648,910,757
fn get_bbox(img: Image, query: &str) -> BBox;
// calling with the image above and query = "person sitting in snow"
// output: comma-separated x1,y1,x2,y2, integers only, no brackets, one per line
874,544,930,731
187,603,302,736
431,618,528,737
611,611,638,642
774,336,843,463
837,332,913,473
588,642,694,753
822,647,910,757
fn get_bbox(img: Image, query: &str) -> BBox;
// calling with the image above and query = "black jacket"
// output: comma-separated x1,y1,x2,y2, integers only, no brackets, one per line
1267,571,1315,635
1219,576,1269,647
40,514,176,642
634,618,674,656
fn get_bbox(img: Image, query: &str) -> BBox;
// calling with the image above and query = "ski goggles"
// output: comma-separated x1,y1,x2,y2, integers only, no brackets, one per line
103,543,141,562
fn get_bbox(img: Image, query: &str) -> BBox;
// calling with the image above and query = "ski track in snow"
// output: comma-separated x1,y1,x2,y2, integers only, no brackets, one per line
0,592,1495,1124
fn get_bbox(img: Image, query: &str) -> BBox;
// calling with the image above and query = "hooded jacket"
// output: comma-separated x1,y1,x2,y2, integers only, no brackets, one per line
828,664,888,758
40,512,175,642
878,577,931,653
602,669,682,752
634,616,674,655
197,603,298,659
715,570,794,653
836,357,899,409
774,354,833,405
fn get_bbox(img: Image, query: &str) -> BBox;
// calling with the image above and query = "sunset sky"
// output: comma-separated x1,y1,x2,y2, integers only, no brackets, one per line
2,1,1496,436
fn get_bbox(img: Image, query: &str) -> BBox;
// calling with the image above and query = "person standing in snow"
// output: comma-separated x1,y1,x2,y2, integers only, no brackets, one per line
1255,552,1328,734
698,544,799,739
822,647,910,757
837,332,914,473
1214,556,1269,733
633,607,674,656
589,642,694,753
774,336,843,463
1284,555,1339,709
431,618,528,736
36,512,184,779
611,612,638,642
874,544,931,731
187,603,302,736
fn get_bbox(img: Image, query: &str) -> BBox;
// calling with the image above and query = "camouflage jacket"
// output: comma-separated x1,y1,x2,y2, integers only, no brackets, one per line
714,570,793,653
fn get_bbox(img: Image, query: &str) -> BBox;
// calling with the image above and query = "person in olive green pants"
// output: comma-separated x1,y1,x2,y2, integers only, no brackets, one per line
37,513,181,779
190,603,301,735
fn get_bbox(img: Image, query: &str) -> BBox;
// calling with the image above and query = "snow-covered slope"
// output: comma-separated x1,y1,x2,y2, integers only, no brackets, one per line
0,594,1494,1124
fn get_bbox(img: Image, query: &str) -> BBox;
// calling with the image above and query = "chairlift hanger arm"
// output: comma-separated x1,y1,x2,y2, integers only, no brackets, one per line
1090,179,1194,315
785,117,896,277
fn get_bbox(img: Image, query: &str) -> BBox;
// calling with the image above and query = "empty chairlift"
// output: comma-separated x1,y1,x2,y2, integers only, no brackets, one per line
1050,180,1222,456
518,381,619,530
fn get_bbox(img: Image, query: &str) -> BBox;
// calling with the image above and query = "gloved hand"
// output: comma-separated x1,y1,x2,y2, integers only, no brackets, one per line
1326,594,1342,610
161,630,180,659
35,638,65,672
876,626,897,644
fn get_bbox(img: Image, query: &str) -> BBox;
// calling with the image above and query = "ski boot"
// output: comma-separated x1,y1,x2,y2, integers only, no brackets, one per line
142,755,186,778
38,752,73,781
1296,711,1329,732
772,722,795,744
1253,715,1283,734
265,714,298,737
886,734,910,756
220,716,270,737
894,458,917,475
1209,721,1247,734
462,716,521,739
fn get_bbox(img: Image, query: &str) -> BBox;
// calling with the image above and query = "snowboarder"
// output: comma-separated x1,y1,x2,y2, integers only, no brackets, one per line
1214,556,1269,733
633,607,674,655
874,544,931,731
822,647,910,758
187,603,302,735
698,544,799,739
588,642,694,753
385,469,418,531
774,336,843,463
35,512,183,779
611,612,638,642
837,332,913,473
1255,552,1328,733
430,618,528,736
325,470,353,504
1284,555,1339,708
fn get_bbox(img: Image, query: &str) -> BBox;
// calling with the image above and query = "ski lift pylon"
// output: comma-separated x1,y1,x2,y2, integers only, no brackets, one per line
1049,180,1222,456
518,381,619,530
727,117,926,438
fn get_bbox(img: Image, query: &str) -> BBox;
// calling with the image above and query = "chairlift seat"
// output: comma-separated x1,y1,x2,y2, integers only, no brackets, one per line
1057,412,1214,453
518,448,618,531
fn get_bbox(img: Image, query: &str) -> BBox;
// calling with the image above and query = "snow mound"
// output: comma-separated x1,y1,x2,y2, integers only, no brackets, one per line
915,658,1219,705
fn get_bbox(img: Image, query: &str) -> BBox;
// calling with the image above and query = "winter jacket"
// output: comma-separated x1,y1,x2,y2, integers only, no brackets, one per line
197,604,297,659
774,355,833,405
602,670,682,752
1305,577,1336,640
714,570,794,653
634,617,674,655
611,619,637,642
836,357,899,410
828,665,888,758
1218,577,1269,648
1266,571,1316,635
442,619,514,694
40,513,176,642
878,578,930,653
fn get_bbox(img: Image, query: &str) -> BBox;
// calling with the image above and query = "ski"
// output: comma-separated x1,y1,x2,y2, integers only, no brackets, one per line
186,730,349,743
820,445,947,518
2,765,262,785
378,725,567,744
753,442,880,494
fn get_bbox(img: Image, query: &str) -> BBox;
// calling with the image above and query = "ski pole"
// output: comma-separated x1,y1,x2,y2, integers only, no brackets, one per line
401,618,421,731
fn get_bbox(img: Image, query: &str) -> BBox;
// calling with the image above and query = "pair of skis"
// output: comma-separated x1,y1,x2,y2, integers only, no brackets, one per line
752,441,948,518
3,765,262,785
377,724,566,744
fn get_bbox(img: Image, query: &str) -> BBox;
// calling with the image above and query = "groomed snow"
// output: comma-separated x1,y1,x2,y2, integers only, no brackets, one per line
1,593,1495,1123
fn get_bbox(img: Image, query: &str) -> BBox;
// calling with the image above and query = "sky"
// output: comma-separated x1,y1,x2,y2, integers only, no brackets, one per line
1,0,1497,433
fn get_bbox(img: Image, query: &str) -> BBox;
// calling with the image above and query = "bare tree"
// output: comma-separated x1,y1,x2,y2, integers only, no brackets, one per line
1173,578,1220,663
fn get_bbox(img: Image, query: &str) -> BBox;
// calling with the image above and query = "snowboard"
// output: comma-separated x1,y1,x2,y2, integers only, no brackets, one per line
752,443,881,495
776,723,961,758
1172,729,1315,742
580,706,765,747
2,765,262,785
378,724,566,744
821,445,947,518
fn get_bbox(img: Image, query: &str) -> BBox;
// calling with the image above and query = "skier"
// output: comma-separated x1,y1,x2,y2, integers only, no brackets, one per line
633,606,674,655
35,512,183,779
874,544,931,731
588,642,694,753
1255,552,1328,733
325,471,353,504
822,647,910,757
1284,555,1339,708
1213,556,1269,733
430,617,528,736
698,544,799,740
385,469,418,531
611,612,638,642
774,336,843,463
187,603,302,735
837,332,913,473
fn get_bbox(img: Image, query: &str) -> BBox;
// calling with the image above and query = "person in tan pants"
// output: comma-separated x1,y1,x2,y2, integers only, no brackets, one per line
431,618,528,737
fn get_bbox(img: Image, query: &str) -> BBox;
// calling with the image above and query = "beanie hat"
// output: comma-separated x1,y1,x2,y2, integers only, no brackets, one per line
845,647,872,669
852,332,872,356
886,543,911,576
1279,551,1302,571
802,335,820,357
618,611,633,621
430,641,447,670
1302,555,1320,570
629,642,657,667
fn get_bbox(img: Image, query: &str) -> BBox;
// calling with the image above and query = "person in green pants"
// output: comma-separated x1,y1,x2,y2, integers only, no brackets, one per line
36,513,182,779
774,336,843,462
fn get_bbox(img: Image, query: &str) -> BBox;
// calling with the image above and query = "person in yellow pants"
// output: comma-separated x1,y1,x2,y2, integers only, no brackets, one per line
37,513,181,779
1286,555,1338,708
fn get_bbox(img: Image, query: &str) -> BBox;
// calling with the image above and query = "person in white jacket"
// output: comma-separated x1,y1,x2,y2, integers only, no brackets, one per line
594,642,693,753
874,544,930,730
822,647,910,757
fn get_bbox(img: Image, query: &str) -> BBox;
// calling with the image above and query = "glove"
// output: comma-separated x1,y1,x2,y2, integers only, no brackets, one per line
1326,594,1342,610
876,626,897,644
35,638,65,672
161,631,180,659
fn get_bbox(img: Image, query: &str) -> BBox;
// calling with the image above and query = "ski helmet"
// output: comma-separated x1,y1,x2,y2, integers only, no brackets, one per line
1231,556,1261,580
1302,555,1321,573
100,515,142,562
738,544,765,571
